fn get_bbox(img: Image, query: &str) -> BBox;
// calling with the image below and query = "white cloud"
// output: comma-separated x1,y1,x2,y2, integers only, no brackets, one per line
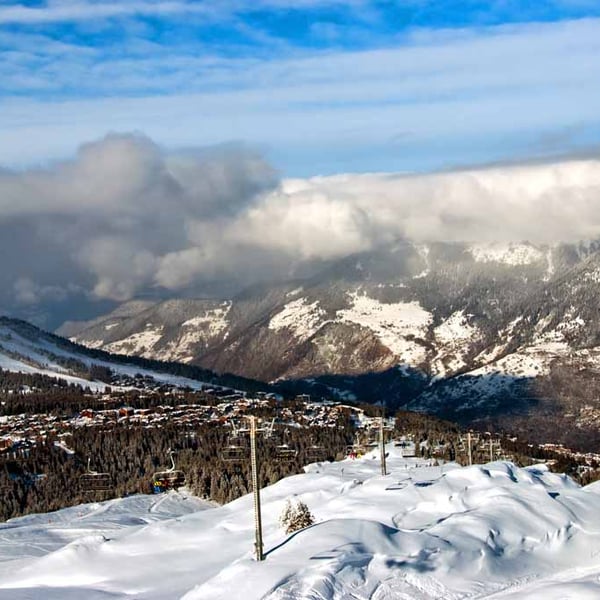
0,133,277,306
2,133,600,319
255,159,600,251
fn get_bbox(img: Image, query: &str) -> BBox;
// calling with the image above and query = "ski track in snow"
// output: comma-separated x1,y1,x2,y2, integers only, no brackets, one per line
1,447,600,598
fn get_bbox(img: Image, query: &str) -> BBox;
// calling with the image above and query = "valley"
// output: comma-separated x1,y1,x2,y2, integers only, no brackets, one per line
59,240,600,444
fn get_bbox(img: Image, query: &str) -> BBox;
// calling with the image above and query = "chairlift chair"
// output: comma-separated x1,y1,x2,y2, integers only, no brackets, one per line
261,418,276,440
0,447,32,463
274,443,297,462
271,427,297,462
221,444,250,462
80,458,111,493
220,422,250,463
182,432,199,450
153,450,186,493
306,443,327,461
364,428,380,449
350,431,370,456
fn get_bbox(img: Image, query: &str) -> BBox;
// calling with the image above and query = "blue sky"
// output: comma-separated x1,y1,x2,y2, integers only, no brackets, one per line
1,0,600,175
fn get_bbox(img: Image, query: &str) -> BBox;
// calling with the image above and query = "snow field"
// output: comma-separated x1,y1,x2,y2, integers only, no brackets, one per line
468,243,544,266
2,447,600,598
267,291,434,365
268,298,327,342
104,326,165,357
102,303,232,363
432,310,480,376
337,292,432,364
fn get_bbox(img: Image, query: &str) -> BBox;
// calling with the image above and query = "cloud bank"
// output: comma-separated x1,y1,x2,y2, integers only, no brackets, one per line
2,133,600,324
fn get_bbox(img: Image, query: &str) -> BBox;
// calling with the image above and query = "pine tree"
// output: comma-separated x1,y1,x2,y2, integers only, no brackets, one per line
279,498,314,534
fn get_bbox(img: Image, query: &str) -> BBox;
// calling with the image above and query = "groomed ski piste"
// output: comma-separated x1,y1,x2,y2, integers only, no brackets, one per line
1,445,600,599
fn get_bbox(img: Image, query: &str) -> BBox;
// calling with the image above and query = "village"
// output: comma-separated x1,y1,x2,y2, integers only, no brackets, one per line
2,376,600,484
0,385,377,459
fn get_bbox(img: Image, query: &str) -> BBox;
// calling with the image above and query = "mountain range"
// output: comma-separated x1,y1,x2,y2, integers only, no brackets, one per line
55,240,600,444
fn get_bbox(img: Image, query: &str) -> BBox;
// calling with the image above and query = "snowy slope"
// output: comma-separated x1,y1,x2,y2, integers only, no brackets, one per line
468,242,546,266
1,447,600,599
102,302,232,364
337,292,432,365
0,318,220,392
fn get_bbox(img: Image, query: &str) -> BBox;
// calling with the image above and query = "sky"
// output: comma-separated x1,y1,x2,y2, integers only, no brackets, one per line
1,1,600,328
1,0,600,174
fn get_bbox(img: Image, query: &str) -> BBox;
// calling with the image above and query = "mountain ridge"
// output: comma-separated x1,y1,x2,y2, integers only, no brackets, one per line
0,315,268,394
57,240,600,428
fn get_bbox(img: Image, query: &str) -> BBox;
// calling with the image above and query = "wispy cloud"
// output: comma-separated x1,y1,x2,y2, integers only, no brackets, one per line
0,1,365,25
0,2,216,25
1,18,599,173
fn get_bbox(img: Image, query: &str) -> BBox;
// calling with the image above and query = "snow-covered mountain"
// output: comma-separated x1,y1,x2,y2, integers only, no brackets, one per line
60,240,600,424
0,316,257,393
1,446,600,598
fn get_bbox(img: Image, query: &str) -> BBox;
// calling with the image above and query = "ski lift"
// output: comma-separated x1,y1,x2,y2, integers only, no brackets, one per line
363,427,379,450
0,446,32,463
393,436,415,457
79,458,111,493
271,427,297,462
275,444,297,462
262,418,276,440
220,422,250,463
306,439,327,461
221,444,249,462
153,449,185,493
181,431,199,451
